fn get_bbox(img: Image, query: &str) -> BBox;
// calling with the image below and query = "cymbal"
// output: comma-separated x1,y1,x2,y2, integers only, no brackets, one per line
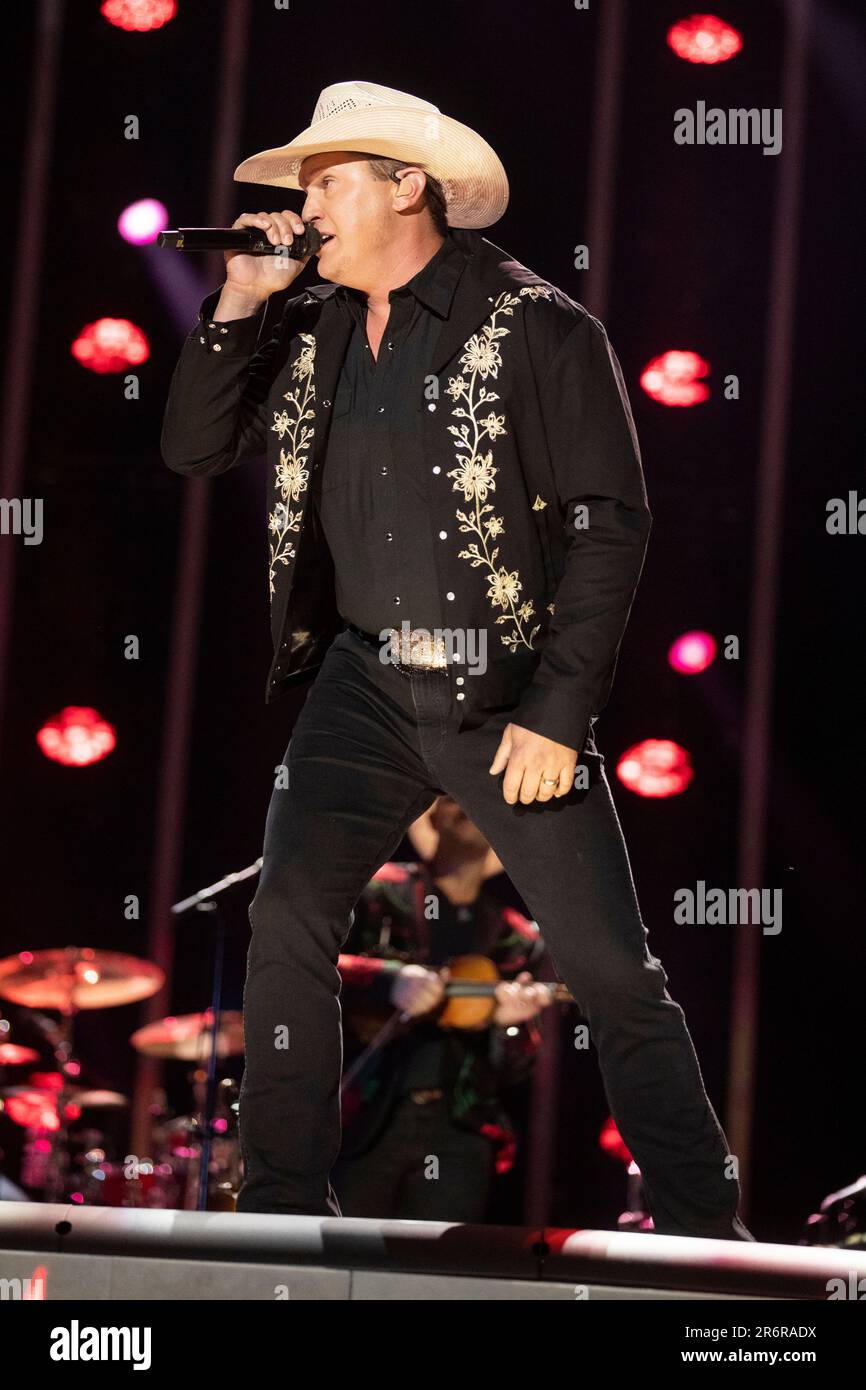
130,1010,244,1061
0,1043,39,1066
73,1089,129,1109
0,948,164,1010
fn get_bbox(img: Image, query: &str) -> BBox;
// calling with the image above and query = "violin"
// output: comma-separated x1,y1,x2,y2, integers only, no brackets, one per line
338,951,574,1095
339,950,572,1034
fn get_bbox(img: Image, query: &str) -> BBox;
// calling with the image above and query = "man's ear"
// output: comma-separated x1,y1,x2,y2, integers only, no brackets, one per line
392,166,428,212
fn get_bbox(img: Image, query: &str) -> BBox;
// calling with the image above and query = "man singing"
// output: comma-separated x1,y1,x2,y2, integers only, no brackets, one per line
162,81,753,1239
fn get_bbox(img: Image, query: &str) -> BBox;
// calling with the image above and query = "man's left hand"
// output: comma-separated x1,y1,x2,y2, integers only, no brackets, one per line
489,722,578,804
492,971,553,1026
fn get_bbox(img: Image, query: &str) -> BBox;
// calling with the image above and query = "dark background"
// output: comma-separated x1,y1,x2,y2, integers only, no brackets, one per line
0,0,863,1241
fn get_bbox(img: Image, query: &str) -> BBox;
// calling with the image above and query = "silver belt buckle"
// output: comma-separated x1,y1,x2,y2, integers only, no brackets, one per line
398,629,448,670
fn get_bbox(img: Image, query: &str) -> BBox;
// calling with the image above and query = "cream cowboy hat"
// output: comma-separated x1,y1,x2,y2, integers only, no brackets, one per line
233,80,509,229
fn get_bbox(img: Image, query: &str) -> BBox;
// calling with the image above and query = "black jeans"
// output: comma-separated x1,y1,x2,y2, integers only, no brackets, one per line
331,1097,495,1221
237,629,753,1239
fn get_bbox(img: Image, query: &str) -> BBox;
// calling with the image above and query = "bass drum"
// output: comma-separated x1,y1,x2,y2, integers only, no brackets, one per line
73,1155,185,1210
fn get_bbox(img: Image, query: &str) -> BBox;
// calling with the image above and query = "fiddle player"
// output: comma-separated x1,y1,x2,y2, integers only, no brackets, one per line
332,796,552,1220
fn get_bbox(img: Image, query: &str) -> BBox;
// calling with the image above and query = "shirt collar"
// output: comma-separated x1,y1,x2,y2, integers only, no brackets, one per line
334,232,467,320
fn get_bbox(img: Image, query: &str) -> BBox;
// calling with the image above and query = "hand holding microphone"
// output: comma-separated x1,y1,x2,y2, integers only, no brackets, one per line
162,210,321,321
221,210,320,304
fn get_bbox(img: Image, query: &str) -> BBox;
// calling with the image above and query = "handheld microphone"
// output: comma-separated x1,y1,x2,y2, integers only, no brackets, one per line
157,224,323,257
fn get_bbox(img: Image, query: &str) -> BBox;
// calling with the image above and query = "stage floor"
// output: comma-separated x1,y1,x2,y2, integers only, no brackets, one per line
1,1201,863,1300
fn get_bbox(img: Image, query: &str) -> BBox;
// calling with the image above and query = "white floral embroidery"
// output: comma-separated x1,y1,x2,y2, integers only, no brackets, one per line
446,285,551,652
268,334,316,598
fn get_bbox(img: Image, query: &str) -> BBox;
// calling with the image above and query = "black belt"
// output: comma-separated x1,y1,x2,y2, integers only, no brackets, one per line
346,623,382,648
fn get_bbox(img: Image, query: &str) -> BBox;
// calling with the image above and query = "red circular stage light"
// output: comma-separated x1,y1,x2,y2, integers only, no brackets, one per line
669,630,717,674
101,0,177,32
71,318,150,375
36,707,117,768
617,739,694,798
640,350,710,407
668,14,743,64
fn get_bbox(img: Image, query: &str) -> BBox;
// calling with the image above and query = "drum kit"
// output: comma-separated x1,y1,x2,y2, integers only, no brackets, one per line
2,940,864,1242
0,946,243,1211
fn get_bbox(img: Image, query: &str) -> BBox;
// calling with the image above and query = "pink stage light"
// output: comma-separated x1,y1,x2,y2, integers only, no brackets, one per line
668,14,743,64
640,350,710,407
37,707,117,768
71,318,150,374
118,197,169,245
101,0,177,32
617,739,694,799
669,630,717,674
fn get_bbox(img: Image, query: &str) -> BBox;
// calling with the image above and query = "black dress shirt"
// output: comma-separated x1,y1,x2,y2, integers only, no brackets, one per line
162,226,652,754
315,234,468,636
397,894,483,1091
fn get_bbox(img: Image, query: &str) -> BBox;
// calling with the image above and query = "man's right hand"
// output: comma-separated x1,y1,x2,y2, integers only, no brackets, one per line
390,964,447,1018
216,209,314,317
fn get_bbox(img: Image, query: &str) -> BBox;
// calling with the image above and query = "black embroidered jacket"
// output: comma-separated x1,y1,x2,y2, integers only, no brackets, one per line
161,229,651,753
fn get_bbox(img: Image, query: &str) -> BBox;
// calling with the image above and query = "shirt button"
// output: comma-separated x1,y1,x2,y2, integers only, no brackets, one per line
427,403,437,412
387,342,394,350
377,406,385,413
456,677,465,686
380,466,388,475
456,693,465,701
213,344,222,351
432,466,441,475
385,532,393,542
446,592,455,601
438,531,447,540
393,596,401,605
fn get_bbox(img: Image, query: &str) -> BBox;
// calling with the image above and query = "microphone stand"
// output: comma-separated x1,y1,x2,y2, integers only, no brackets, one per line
171,857,262,1212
